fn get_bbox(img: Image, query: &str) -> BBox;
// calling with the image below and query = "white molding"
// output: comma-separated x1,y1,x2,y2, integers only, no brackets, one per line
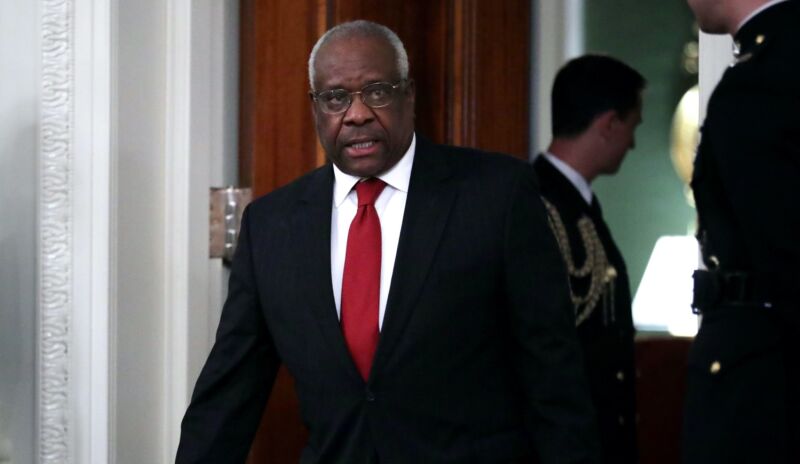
39,0,114,462
163,0,193,459
163,1,239,459
531,0,585,157
563,0,585,60
698,32,732,121
38,0,75,461
73,0,115,461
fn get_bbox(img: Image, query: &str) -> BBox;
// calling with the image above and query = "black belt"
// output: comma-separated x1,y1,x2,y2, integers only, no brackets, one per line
691,270,785,314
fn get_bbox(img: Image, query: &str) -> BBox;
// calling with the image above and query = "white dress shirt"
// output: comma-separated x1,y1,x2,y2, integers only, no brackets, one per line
331,134,416,330
541,152,594,205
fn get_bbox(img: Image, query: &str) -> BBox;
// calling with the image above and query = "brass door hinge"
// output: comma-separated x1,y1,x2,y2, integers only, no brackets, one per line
210,187,252,263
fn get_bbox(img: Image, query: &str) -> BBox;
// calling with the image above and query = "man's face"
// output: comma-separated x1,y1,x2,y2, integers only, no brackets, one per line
311,35,415,178
602,101,642,175
686,0,731,34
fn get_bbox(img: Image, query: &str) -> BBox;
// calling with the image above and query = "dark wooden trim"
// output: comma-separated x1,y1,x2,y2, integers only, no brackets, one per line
448,0,478,148
449,0,531,158
238,0,255,188
238,0,325,198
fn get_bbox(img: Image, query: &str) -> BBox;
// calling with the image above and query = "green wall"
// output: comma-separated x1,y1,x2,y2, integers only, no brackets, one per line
584,0,697,294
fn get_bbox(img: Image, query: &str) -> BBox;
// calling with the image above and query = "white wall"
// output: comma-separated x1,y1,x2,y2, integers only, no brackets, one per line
185,0,239,376
114,0,169,461
114,0,239,460
699,32,732,119
531,0,584,157
0,0,38,462
161,0,239,459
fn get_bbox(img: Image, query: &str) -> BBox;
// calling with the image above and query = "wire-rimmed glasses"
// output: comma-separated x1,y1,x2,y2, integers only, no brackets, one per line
310,80,407,114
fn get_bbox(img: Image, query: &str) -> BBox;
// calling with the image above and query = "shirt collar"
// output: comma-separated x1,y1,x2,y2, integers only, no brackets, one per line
736,0,788,33
542,152,593,205
332,133,416,207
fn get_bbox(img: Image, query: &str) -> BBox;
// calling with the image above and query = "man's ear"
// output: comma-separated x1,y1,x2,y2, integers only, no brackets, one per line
593,109,617,141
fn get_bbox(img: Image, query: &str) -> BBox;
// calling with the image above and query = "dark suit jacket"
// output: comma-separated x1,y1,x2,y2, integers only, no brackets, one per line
176,136,600,464
684,2,800,462
533,157,637,464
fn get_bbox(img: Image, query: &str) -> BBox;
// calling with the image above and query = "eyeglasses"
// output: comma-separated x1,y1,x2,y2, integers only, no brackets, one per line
310,80,407,115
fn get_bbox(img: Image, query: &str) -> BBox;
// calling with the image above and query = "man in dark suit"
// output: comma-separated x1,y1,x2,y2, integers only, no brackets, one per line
683,1,800,462
533,55,645,464
176,20,601,463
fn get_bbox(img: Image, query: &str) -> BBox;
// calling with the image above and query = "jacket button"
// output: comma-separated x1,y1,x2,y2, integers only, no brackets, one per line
616,371,625,381
366,390,375,402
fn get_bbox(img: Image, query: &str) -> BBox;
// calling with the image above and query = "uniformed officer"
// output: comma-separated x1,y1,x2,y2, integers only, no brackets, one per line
534,54,645,464
684,0,800,462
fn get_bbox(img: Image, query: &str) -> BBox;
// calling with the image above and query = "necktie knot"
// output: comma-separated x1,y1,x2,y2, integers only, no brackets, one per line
356,178,386,206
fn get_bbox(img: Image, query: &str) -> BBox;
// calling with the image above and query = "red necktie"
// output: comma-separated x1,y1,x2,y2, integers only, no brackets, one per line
341,178,387,381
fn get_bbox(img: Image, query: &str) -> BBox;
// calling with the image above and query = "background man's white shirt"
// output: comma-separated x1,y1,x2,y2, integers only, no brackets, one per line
542,152,594,205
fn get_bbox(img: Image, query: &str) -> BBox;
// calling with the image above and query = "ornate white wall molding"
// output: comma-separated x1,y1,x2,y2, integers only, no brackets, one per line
36,0,232,459
38,0,114,461
38,0,74,462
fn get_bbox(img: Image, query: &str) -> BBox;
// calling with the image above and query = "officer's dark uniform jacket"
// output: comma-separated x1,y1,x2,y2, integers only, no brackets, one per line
534,156,638,464
684,1,800,462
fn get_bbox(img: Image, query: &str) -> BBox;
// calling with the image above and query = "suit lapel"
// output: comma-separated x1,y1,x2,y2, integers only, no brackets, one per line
372,137,456,375
295,166,363,383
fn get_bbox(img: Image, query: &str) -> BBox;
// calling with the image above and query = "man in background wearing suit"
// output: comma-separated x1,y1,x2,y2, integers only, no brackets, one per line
533,55,645,464
683,1,800,462
176,20,601,463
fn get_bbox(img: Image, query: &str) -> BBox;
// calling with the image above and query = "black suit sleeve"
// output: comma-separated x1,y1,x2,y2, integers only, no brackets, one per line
503,165,602,463
176,206,281,463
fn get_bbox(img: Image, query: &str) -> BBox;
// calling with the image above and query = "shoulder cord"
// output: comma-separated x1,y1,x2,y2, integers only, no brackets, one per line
542,198,617,326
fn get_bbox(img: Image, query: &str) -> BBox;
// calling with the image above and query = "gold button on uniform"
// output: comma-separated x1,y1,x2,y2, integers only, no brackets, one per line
606,266,618,280
710,361,721,374
756,34,765,45
616,371,625,381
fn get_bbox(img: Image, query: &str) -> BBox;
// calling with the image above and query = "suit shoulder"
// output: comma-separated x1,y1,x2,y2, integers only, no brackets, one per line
759,29,800,70
436,143,532,180
246,164,331,216
734,15,800,88
425,145,540,209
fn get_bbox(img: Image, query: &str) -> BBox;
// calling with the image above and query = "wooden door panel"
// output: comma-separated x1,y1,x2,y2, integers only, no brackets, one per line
239,0,325,198
468,1,530,156
240,2,320,462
